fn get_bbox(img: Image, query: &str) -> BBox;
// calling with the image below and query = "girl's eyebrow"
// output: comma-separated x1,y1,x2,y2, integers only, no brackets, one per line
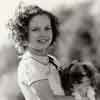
31,26,39,29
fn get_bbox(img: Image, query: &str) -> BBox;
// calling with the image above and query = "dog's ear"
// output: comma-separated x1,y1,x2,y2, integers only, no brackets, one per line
82,61,97,73
59,61,77,95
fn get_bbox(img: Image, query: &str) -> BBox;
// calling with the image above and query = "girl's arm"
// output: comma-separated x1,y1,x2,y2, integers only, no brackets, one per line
30,79,74,100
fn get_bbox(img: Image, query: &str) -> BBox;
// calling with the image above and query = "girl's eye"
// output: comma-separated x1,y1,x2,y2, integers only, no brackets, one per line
45,26,52,31
32,28,40,31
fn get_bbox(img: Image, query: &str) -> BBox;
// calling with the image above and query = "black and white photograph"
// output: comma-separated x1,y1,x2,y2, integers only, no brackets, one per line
0,0,100,100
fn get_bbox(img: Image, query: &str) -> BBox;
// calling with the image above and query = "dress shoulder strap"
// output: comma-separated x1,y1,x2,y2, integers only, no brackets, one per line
48,55,64,79
48,55,63,71
48,55,58,69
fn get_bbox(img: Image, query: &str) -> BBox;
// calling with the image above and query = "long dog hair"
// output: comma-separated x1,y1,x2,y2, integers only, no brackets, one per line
59,60,97,96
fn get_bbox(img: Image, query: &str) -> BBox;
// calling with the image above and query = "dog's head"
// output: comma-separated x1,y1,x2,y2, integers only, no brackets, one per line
60,60,97,95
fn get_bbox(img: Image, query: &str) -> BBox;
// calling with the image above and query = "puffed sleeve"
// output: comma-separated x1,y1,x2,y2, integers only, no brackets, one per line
18,59,49,86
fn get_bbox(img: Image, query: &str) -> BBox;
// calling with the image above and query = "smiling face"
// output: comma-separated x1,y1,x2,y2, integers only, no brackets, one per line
28,14,53,52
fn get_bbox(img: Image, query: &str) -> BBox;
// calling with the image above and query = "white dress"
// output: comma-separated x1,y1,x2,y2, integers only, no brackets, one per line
17,51,64,100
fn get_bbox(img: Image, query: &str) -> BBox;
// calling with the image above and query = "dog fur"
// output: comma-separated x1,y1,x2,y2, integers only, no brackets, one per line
59,60,98,100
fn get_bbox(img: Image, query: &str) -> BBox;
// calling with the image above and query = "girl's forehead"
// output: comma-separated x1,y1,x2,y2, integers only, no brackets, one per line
29,14,51,26
28,15,51,29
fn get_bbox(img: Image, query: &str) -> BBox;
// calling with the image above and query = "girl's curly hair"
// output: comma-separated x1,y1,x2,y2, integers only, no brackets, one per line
7,3,59,53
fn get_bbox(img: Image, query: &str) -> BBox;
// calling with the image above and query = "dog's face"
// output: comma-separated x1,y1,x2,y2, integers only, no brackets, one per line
60,60,96,96
68,61,95,85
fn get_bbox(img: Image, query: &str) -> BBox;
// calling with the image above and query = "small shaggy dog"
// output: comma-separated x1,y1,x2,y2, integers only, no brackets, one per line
59,60,97,100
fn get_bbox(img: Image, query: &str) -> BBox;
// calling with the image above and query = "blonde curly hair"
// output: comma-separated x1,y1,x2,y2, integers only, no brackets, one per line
7,2,59,54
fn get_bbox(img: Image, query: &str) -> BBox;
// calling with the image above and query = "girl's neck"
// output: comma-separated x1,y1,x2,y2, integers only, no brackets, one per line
27,47,48,57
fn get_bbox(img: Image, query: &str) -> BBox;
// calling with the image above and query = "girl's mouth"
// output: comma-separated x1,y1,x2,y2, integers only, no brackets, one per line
37,38,49,43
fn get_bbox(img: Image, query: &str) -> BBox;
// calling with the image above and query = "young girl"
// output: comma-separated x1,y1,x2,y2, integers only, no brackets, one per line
8,3,74,100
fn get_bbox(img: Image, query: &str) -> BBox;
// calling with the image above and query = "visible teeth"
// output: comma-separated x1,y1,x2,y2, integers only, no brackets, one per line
41,40,46,42
38,39,48,42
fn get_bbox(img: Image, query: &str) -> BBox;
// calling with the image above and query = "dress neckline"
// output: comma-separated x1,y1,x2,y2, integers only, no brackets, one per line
22,50,49,65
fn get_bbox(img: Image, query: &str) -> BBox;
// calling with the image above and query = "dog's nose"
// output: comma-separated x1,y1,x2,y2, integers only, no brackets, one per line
82,71,87,76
